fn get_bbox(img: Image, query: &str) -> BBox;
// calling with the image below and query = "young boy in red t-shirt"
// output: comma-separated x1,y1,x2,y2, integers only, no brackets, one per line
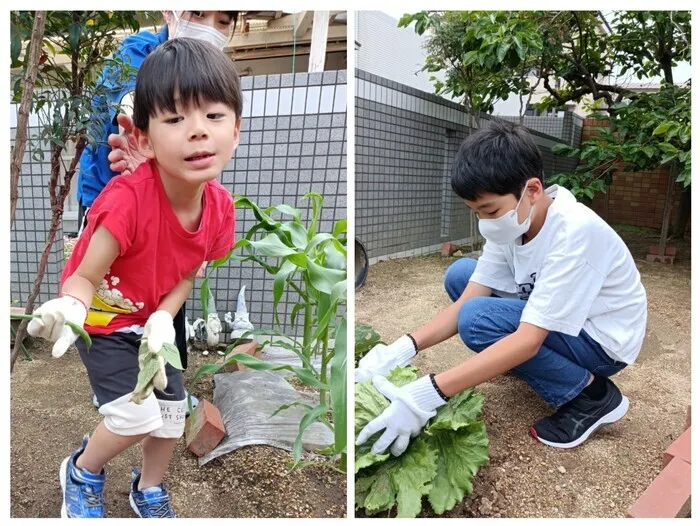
27,39,241,518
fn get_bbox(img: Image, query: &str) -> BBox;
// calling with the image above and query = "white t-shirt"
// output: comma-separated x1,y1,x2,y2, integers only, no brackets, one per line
470,185,647,364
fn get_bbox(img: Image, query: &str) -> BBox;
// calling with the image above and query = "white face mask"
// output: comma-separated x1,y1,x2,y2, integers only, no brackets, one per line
478,186,534,245
172,12,229,50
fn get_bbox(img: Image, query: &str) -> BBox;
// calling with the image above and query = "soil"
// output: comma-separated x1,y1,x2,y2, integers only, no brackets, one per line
355,229,691,518
10,343,347,518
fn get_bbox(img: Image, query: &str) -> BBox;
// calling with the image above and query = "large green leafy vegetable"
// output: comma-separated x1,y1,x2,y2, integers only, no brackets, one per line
355,367,489,517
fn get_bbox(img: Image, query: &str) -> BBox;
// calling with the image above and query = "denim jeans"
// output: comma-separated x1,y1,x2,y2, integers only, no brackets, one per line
445,258,626,408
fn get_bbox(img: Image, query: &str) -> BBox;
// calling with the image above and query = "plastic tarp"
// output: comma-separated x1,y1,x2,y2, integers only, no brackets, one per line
198,369,334,466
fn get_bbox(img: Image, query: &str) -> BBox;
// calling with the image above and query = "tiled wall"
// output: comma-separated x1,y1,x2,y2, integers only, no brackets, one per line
10,71,347,338
355,69,580,260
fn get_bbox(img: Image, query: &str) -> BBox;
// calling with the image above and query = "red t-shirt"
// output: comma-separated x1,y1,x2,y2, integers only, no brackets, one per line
62,159,235,335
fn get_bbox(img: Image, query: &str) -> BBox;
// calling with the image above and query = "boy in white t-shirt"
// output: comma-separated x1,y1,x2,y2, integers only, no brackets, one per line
355,120,647,454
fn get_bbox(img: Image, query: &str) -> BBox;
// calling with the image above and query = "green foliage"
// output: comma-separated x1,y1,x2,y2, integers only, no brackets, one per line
399,11,690,116
193,193,347,470
355,324,384,366
10,11,155,159
355,366,489,517
399,11,543,114
551,83,691,199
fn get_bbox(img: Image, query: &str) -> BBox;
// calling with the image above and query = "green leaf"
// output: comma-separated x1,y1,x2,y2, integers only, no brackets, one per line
249,233,299,258
332,219,347,237
266,203,302,222
279,222,308,251
304,192,324,238
269,401,313,418
159,342,184,370
425,388,484,433
132,347,161,393
273,259,297,325
330,319,347,453
200,278,212,318
652,122,675,136
426,422,489,514
359,438,438,518
307,259,346,295
292,404,329,464
212,249,233,268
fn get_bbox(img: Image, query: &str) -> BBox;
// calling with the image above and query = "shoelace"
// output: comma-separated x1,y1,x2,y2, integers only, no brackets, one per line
145,496,175,518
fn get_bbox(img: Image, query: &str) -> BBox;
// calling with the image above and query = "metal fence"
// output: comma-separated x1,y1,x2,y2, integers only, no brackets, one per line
355,68,580,261
10,70,347,338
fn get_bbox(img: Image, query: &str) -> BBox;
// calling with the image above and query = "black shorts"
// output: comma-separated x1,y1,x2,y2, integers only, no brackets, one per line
76,331,185,407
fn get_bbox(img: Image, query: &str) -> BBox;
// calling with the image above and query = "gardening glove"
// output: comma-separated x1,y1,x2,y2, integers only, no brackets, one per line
355,335,417,383
141,310,175,392
356,375,447,457
26,295,87,358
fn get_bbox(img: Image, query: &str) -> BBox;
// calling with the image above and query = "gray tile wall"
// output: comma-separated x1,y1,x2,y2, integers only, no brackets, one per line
356,69,580,260
11,71,347,338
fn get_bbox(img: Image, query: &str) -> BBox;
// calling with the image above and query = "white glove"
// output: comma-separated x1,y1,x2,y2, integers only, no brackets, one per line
356,375,447,456
142,310,175,392
143,310,175,353
26,296,87,358
355,335,417,383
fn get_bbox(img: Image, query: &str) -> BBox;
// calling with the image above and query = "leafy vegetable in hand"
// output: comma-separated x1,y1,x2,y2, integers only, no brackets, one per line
355,367,489,517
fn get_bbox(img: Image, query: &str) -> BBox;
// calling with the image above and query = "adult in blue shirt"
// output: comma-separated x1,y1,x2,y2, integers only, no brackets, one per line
78,11,239,407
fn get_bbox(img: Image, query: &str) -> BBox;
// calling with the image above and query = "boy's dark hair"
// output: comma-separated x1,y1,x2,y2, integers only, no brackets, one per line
451,120,543,201
133,38,242,131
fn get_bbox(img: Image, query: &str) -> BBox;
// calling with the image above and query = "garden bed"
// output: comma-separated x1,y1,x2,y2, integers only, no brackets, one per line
356,229,690,518
10,342,346,518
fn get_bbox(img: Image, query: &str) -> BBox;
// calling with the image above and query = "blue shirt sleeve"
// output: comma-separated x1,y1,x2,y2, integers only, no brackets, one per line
77,26,168,207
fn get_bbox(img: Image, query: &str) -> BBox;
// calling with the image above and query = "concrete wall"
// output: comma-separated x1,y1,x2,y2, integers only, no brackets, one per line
355,69,579,261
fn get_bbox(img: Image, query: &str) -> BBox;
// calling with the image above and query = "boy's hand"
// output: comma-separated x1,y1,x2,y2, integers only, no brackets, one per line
26,296,87,358
355,335,417,383
356,375,447,456
143,310,176,354
107,113,148,175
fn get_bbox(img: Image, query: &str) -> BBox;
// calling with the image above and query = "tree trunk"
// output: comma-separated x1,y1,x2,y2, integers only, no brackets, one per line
10,137,88,372
10,11,46,228
671,185,691,239
657,163,677,257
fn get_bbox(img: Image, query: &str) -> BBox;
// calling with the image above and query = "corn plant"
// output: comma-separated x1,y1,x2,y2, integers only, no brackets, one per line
191,192,348,471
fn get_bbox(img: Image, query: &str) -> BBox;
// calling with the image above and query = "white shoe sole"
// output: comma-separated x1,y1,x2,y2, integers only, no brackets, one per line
59,457,69,518
534,395,629,449
129,492,143,518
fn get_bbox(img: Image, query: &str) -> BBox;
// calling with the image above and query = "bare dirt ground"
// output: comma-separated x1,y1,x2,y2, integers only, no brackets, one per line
10,344,346,518
355,229,690,518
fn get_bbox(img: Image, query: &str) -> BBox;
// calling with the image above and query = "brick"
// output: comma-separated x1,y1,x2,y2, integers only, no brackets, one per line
663,427,691,467
228,341,262,371
627,457,691,518
185,399,226,457
441,242,459,257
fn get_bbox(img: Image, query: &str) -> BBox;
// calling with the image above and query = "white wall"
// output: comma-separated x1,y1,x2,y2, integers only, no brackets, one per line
356,11,446,95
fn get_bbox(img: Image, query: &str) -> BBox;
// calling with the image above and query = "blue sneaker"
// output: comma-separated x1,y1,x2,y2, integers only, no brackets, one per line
59,435,106,518
129,468,176,518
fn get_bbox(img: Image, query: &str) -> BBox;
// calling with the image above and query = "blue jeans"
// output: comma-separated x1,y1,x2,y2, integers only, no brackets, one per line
445,258,626,408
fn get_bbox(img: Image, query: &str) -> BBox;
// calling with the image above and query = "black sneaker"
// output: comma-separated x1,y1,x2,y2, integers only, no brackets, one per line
530,377,629,448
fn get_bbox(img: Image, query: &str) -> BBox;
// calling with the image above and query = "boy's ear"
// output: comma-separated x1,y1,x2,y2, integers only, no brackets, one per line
231,118,242,150
133,127,156,160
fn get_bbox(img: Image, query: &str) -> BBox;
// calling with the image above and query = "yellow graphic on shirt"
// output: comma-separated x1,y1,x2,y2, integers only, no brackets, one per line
85,274,145,327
